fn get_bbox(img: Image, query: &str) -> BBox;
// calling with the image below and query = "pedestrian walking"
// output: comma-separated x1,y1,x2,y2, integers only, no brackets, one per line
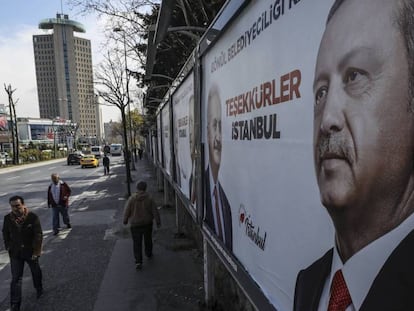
123,181,161,270
47,173,72,235
138,148,143,160
103,154,110,175
2,195,43,311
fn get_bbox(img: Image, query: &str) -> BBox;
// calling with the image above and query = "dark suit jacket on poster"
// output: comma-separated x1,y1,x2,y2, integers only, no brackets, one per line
293,229,414,311
205,166,233,251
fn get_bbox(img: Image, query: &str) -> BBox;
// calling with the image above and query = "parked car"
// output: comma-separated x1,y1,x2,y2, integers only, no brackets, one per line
80,154,99,168
67,153,83,165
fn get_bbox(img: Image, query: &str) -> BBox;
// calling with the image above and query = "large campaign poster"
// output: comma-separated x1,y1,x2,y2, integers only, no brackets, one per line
202,1,334,310
0,104,7,131
161,104,172,176
151,133,157,165
172,72,196,206
156,113,162,165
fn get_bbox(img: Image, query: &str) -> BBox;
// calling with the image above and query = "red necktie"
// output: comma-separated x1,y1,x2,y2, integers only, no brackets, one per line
213,186,223,241
328,270,352,311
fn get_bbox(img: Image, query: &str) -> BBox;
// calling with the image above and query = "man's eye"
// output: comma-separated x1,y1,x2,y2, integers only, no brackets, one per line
315,87,327,106
345,69,366,83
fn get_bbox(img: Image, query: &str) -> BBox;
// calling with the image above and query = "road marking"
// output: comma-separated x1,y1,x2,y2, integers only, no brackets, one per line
0,193,7,197
8,176,20,180
29,170,41,175
22,183,33,188
51,229,71,242
48,166,57,170
0,250,10,272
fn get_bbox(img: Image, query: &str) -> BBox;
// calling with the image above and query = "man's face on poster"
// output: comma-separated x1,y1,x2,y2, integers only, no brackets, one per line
207,89,222,173
313,0,414,218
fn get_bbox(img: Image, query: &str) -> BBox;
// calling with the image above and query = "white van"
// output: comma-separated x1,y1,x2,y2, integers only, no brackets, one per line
110,144,123,156
90,146,104,159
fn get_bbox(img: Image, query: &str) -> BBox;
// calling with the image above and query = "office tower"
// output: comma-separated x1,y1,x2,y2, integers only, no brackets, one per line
33,13,101,141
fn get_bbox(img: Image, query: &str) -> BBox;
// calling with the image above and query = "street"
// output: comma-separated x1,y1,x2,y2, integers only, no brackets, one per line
0,156,129,311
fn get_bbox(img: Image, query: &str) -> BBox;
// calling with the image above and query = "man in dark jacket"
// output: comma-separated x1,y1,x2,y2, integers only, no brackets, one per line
103,154,110,175
123,181,161,270
47,173,72,235
2,195,43,311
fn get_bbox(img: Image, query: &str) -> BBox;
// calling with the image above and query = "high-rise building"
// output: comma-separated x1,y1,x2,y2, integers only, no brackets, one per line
33,13,101,142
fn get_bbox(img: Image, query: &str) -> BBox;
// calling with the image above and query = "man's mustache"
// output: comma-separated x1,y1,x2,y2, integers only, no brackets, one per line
317,135,354,165
213,139,221,151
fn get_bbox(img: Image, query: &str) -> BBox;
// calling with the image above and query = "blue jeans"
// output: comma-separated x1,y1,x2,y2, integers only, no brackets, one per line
10,256,42,307
130,224,153,264
52,205,70,232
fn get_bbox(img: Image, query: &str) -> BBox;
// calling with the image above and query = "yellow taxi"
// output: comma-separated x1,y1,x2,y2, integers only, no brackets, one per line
80,154,99,168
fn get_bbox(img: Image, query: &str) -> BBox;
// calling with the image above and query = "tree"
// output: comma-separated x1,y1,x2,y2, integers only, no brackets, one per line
68,0,226,129
94,51,133,196
4,84,19,165
127,108,144,156
109,121,124,142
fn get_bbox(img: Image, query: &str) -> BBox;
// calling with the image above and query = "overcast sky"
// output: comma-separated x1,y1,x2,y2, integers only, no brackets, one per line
0,0,121,123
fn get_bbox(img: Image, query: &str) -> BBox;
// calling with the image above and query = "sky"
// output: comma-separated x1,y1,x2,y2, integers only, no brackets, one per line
0,0,121,123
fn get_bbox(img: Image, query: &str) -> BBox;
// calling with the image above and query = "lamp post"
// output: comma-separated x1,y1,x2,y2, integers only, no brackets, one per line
114,27,136,171
52,118,58,159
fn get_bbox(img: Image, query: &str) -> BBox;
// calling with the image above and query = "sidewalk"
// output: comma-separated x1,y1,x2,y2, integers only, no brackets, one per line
93,156,206,311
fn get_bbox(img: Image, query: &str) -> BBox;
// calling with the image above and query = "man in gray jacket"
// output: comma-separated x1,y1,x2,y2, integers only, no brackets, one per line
123,181,161,270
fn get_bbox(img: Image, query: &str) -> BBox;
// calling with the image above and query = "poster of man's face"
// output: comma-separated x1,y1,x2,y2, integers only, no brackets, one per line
172,73,195,201
207,85,222,176
313,0,414,233
0,115,7,131
293,1,414,310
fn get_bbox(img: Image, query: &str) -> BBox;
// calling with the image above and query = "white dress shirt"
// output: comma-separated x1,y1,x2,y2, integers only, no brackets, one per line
318,212,414,311
50,182,61,204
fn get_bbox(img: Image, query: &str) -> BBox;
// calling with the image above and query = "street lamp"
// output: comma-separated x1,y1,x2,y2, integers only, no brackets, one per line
114,27,136,172
52,118,59,159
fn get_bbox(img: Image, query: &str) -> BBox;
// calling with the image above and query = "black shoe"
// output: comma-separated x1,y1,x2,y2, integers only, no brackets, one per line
53,231,59,236
66,224,72,229
146,253,153,259
36,288,43,299
135,263,142,270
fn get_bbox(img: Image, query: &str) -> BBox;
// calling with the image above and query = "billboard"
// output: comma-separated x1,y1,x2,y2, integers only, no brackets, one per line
157,113,162,165
172,72,196,205
0,115,8,131
201,1,334,309
161,103,172,176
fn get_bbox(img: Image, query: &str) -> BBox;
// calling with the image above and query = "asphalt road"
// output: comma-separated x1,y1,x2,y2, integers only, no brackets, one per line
0,155,129,311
